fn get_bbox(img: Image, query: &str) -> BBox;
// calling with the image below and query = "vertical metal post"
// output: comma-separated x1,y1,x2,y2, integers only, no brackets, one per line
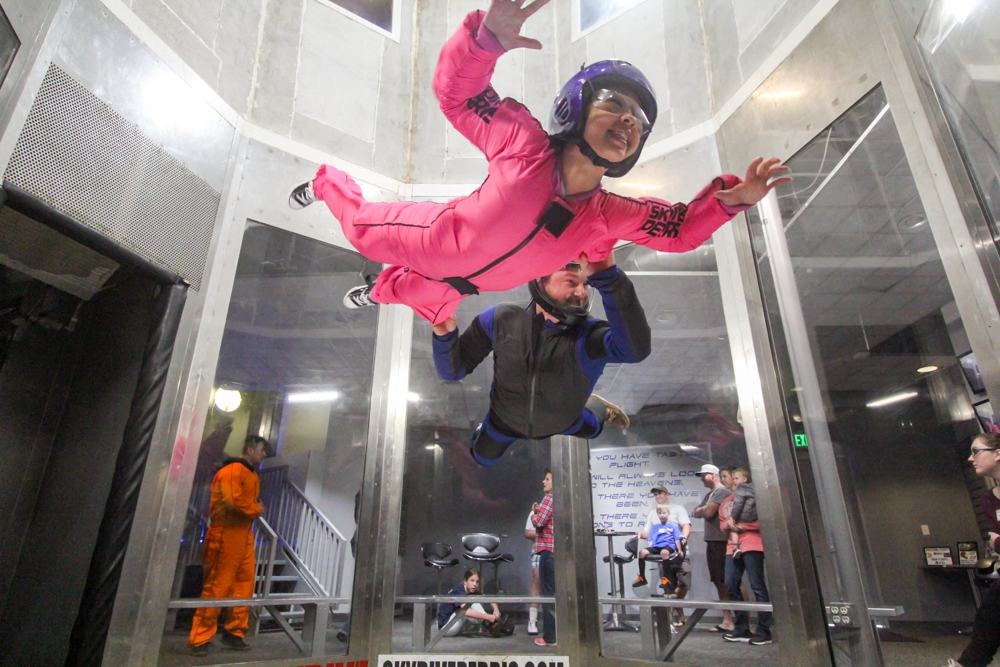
715,218,835,667
351,304,413,660
757,190,882,666
550,435,602,665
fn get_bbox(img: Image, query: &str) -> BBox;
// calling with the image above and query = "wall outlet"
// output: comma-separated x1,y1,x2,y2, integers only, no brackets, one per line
921,524,930,536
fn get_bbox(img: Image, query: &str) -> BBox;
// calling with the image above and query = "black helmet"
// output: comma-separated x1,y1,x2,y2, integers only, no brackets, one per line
527,263,593,330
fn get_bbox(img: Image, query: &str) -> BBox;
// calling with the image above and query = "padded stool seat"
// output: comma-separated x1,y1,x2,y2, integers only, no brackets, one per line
421,542,460,593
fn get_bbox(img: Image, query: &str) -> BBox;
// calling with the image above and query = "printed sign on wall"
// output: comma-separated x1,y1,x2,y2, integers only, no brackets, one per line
591,445,707,532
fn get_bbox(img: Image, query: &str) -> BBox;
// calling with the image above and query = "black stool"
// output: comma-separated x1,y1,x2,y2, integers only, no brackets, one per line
462,533,514,594
421,542,459,593
602,536,639,631
628,537,673,598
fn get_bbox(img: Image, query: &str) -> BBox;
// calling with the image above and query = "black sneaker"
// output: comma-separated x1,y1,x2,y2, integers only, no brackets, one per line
343,284,376,309
288,181,317,209
189,642,210,655
749,633,773,645
220,633,251,651
723,630,753,642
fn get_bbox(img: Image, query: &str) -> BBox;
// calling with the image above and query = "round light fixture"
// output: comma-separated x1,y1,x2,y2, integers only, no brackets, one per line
917,365,939,373
214,388,242,412
898,213,928,231
656,311,679,324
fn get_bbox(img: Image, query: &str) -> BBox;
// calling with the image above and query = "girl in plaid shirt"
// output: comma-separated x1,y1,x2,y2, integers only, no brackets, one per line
531,470,556,645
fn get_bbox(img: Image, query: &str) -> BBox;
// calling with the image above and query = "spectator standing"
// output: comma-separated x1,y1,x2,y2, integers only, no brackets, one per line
188,436,269,655
729,467,758,560
722,468,771,645
532,469,556,646
692,464,734,632
944,433,1000,667
525,511,540,635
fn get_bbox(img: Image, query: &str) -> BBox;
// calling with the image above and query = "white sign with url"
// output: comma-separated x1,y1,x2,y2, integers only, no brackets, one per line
377,657,569,667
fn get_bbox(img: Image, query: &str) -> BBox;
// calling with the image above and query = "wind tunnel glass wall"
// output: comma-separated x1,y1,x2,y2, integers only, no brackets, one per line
748,86,988,664
916,0,1000,244
592,249,762,665
162,222,376,664
395,284,554,654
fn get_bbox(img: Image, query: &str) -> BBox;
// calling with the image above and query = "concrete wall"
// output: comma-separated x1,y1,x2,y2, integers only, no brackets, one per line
702,0,824,112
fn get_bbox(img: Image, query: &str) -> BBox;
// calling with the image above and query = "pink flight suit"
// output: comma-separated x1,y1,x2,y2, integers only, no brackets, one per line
314,10,746,324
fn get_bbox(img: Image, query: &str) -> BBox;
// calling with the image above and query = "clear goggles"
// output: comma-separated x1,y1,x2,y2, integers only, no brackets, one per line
590,88,652,133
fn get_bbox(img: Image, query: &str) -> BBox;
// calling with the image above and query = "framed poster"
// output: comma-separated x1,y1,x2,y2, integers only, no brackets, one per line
925,546,954,566
958,541,979,566
974,400,999,434
958,351,986,394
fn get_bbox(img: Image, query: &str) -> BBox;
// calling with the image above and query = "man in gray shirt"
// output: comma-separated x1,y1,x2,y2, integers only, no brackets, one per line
692,464,735,631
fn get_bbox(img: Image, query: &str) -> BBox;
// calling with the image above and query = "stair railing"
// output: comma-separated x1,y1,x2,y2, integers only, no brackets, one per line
262,473,349,604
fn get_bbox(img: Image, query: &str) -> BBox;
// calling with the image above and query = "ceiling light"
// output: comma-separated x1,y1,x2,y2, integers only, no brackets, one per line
679,444,701,453
425,443,441,451
898,213,928,230
947,0,980,21
792,387,804,392
866,391,918,408
214,388,242,412
656,311,678,324
757,90,804,99
287,390,341,404
917,366,939,374
408,392,421,402
792,415,803,422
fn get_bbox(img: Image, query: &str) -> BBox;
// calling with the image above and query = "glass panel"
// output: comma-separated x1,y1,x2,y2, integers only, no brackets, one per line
394,285,554,654
160,222,377,664
917,0,1000,243
749,86,987,666
594,251,771,664
0,6,18,90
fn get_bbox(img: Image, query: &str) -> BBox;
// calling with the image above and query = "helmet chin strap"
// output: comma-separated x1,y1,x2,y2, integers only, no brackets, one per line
570,137,616,170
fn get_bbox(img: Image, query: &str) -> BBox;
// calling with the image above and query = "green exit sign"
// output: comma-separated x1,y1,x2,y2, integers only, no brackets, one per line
794,433,809,448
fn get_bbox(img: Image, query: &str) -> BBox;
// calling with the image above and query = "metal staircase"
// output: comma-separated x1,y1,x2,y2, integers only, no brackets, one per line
170,464,350,654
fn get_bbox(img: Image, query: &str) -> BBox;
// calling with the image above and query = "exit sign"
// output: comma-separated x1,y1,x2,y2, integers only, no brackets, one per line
794,433,809,448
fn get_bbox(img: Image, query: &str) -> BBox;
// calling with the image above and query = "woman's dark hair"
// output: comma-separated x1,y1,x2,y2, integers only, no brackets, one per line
974,433,1000,450
463,568,479,582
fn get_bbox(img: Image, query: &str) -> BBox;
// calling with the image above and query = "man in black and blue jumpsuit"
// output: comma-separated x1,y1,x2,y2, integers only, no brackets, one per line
431,254,651,466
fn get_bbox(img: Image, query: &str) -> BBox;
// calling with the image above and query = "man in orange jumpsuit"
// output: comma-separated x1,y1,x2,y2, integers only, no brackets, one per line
189,436,268,654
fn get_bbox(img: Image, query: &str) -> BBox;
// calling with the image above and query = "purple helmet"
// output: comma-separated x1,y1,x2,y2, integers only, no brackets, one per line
549,60,657,178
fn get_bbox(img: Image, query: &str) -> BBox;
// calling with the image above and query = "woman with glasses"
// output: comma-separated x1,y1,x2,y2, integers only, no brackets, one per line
945,433,1000,667
288,0,789,323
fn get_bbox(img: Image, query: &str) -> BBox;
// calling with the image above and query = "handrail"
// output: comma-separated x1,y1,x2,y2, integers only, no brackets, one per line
265,477,349,600
255,517,279,600
281,479,349,542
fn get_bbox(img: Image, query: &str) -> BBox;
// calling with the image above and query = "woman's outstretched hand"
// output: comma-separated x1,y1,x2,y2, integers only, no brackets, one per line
714,157,792,208
483,0,551,51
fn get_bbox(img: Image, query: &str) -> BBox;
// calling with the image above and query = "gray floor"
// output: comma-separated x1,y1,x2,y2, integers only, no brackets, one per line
157,617,997,666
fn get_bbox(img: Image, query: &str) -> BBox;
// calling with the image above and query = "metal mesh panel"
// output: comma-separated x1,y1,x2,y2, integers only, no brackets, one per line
4,65,220,290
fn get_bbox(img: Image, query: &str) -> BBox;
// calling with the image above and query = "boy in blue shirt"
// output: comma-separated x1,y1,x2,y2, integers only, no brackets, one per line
639,504,687,596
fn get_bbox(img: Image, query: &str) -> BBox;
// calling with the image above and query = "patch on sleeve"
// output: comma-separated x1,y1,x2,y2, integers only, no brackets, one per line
466,87,501,124
640,202,687,238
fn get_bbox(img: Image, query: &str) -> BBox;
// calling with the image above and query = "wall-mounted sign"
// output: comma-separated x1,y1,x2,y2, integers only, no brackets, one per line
794,433,809,448
924,546,954,566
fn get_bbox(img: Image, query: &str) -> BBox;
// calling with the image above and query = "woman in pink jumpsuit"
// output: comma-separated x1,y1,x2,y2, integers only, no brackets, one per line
292,0,788,324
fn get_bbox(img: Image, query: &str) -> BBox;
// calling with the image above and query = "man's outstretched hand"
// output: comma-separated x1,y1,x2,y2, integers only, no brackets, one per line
714,157,792,208
432,314,458,337
483,0,551,51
